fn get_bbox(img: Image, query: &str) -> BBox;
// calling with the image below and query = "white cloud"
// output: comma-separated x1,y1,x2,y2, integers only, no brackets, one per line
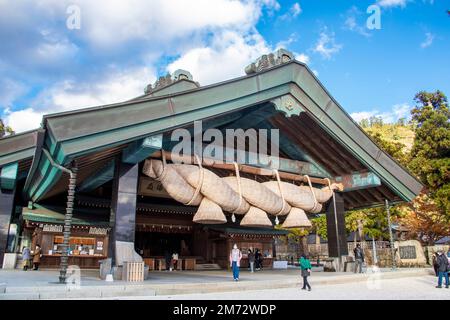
343,6,371,37
167,31,271,85
350,111,377,123
420,32,435,48
0,79,27,109
295,53,310,64
78,0,264,48
313,28,342,59
4,66,155,132
291,3,302,17
1,0,281,132
376,0,408,8
279,2,302,20
3,108,44,133
351,103,412,124
276,33,298,49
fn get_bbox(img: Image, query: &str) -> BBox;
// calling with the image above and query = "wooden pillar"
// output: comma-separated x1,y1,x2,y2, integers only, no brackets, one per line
110,160,139,266
0,187,16,267
325,192,348,257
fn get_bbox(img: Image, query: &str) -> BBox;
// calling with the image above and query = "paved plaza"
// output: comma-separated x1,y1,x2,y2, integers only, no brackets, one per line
139,275,449,300
0,267,444,300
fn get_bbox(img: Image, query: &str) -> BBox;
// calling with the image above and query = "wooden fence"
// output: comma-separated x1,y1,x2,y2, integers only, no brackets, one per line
123,261,144,282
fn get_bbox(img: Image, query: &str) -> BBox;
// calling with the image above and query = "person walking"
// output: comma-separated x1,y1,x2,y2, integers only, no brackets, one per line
435,250,449,288
247,249,255,273
353,243,365,273
299,254,312,291
432,252,439,276
229,244,242,281
254,249,261,270
171,252,179,271
32,244,42,270
22,246,31,271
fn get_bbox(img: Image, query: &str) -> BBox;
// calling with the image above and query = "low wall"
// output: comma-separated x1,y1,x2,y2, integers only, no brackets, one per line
424,245,450,265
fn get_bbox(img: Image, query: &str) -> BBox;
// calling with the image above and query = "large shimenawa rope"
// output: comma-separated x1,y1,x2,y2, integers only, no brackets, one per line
143,158,331,222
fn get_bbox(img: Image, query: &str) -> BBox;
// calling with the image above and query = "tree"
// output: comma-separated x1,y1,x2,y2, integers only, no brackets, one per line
359,118,369,128
275,225,310,258
408,90,450,217
311,215,327,240
399,193,450,245
0,119,14,138
368,131,409,166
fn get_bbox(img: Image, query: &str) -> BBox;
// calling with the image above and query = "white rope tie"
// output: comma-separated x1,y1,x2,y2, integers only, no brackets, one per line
305,175,319,212
274,169,286,217
325,178,332,191
185,154,204,206
155,151,168,182
232,162,243,220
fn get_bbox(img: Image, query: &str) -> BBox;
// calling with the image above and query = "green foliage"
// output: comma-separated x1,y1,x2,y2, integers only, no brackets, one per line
311,215,328,240
345,207,401,240
352,90,449,244
368,131,409,166
0,119,14,138
408,90,450,217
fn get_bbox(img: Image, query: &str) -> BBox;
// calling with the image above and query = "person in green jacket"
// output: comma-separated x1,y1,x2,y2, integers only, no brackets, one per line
299,254,312,291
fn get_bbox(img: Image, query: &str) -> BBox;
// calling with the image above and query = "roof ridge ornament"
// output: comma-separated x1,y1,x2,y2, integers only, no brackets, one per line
144,69,198,94
245,48,294,75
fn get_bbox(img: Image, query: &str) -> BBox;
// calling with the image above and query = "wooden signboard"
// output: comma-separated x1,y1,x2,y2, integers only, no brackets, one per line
138,177,171,198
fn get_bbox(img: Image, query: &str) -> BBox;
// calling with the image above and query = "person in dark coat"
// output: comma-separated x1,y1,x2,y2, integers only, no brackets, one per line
432,252,439,276
435,250,449,288
164,250,171,271
299,254,312,291
247,249,255,273
353,244,365,273
32,244,41,270
254,249,261,270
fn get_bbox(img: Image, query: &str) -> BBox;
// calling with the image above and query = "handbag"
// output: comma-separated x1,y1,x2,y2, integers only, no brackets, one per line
301,269,310,277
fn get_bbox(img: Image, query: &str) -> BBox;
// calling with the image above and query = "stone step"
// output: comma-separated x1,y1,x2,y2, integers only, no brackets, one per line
0,285,156,300
0,268,433,299
194,263,222,270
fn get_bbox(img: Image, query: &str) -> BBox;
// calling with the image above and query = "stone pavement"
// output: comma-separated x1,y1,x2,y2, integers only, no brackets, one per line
0,267,434,300
124,275,450,300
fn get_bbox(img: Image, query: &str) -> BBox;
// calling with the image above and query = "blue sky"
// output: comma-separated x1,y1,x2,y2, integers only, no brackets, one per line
0,0,449,132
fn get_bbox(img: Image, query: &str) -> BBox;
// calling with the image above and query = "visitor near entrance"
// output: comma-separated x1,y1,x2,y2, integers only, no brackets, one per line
432,252,439,276
353,244,365,273
255,249,263,271
230,244,242,281
172,252,179,271
32,244,42,270
299,254,312,291
22,246,31,271
435,250,449,289
248,249,255,273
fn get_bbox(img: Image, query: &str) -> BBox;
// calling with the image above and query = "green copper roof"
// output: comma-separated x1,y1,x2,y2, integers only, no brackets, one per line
22,204,110,227
1,59,422,204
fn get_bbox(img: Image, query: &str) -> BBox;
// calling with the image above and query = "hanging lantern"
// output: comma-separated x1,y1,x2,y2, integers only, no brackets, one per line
193,197,227,224
282,207,312,228
240,206,272,228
